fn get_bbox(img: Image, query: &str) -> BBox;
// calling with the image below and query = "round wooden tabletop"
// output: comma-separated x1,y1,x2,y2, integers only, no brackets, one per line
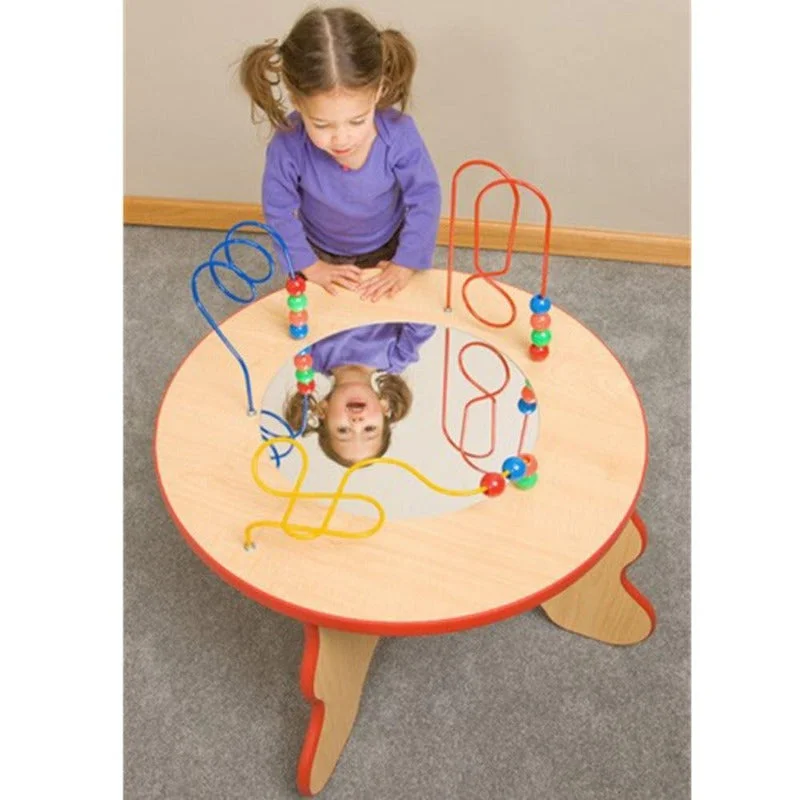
154,269,647,635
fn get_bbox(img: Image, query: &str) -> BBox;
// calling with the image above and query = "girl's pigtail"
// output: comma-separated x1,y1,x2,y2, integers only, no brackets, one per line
284,391,321,435
376,374,413,422
239,39,291,131
378,29,416,112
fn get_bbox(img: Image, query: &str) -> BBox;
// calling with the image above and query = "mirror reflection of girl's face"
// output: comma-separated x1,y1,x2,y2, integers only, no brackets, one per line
321,381,388,463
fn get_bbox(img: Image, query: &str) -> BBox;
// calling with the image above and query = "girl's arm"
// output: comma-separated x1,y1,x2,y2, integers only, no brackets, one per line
264,135,362,292
358,115,441,302
389,115,442,271
262,134,319,273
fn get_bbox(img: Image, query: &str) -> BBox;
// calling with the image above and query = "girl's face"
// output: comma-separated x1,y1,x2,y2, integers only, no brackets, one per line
319,380,389,463
295,87,379,167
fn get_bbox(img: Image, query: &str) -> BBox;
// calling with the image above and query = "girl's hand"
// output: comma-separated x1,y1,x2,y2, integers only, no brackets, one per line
358,262,415,302
303,260,362,295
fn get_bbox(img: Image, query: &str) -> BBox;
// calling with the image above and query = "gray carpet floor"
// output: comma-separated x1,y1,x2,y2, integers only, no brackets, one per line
124,225,690,800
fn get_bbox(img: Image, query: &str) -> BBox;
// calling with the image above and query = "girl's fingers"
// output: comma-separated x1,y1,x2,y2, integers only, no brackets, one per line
336,276,360,290
334,267,361,289
338,265,362,280
357,277,378,293
359,276,384,294
366,281,392,302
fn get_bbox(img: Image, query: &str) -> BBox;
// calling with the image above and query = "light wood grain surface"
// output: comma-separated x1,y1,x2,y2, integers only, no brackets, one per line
302,628,379,795
542,516,654,644
154,269,647,629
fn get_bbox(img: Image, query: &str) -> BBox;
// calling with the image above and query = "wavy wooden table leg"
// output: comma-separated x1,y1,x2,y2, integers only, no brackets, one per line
296,625,380,796
541,511,656,645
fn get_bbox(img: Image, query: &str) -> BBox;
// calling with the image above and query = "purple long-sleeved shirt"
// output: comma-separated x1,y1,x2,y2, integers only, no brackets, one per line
311,323,437,376
262,109,441,272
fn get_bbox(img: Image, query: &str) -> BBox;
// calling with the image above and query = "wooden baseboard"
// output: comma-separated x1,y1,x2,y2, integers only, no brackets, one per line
123,195,690,267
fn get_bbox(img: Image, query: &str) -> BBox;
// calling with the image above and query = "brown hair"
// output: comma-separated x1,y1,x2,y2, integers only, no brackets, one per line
240,6,416,131
284,373,412,467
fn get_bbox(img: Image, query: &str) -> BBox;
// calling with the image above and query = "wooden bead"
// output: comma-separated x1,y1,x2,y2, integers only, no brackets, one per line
521,386,536,403
480,472,506,497
289,311,309,326
297,380,316,395
519,453,538,476
502,456,527,480
287,294,308,312
530,313,551,331
529,294,552,314
286,276,306,296
529,345,550,362
513,473,539,490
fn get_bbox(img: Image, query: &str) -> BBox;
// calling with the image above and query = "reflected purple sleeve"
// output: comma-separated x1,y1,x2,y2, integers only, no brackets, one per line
385,324,437,373
311,323,437,375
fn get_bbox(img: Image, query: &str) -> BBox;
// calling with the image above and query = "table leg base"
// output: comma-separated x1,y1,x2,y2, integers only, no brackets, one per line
541,511,656,645
296,625,379,796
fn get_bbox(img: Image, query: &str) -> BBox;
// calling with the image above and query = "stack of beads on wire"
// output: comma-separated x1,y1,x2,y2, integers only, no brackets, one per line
529,293,552,361
478,380,540,496
294,347,315,395
286,275,309,340
478,452,539,496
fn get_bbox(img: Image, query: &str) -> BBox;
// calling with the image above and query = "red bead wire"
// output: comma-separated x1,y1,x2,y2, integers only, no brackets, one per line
445,160,553,324
441,328,531,474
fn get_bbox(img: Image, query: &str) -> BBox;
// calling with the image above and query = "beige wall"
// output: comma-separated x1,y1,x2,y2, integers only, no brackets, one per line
125,0,689,236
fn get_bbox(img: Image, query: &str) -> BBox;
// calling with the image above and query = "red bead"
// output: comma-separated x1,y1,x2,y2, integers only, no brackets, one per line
521,386,536,403
286,276,307,296
530,313,551,331
529,345,550,362
480,472,506,497
293,350,312,369
297,380,316,394
520,453,538,476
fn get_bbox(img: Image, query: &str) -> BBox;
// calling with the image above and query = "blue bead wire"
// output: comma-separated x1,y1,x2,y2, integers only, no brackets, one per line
190,221,296,413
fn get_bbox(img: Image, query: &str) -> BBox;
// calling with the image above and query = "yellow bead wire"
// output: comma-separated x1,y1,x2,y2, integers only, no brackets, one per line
244,436,490,548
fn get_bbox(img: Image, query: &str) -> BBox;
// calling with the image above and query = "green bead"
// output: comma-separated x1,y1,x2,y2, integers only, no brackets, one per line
287,294,308,312
295,368,315,383
530,329,552,347
514,472,539,490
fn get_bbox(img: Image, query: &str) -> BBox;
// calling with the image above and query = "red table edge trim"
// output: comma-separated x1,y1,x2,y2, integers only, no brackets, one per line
624,511,658,633
296,624,321,796
152,294,654,638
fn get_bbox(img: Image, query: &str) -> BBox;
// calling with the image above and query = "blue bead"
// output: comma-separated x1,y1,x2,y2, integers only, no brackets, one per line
289,324,309,340
518,398,538,414
502,456,527,480
529,294,552,314
296,346,312,356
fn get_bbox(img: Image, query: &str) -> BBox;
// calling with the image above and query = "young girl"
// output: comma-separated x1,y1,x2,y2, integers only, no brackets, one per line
240,6,441,302
284,322,436,467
